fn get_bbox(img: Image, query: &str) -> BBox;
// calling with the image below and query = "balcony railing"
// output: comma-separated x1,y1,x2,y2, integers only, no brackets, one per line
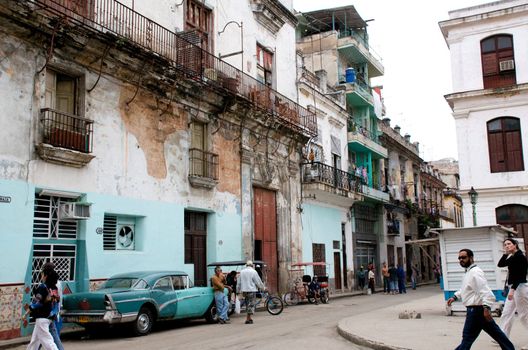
301,162,362,194
347,119,380,145
189,148,219,180
31,0,317,137
336,29,383,65
40,108,94,153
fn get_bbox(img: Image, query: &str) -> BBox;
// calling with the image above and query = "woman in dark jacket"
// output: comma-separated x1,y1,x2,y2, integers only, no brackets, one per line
497,238,528,338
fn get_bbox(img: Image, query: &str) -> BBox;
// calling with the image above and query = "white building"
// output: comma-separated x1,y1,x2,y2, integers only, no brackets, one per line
440,0,528,250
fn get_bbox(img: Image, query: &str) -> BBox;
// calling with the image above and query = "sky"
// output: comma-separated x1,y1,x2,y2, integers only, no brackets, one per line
292,0,487,161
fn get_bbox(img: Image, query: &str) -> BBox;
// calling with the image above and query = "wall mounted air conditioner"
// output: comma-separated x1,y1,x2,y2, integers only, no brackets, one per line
499,60,515,71
59,203,91,220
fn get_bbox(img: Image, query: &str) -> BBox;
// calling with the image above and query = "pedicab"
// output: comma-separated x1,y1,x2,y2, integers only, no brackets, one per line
283,262,330,305
206,260,284,319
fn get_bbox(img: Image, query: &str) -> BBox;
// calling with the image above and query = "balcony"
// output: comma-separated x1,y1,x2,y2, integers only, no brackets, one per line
188,148,219,189
387,220,400,236
301,162,363,206
29,0,316,138
338,74,373,107
347,120,388,159
337,30,384,78
36,108,95,167
361,184,390,203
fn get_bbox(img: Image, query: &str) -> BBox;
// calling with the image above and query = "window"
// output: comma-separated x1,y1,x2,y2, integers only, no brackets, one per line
185,0,213,53
496,205,528,251
103,214,137,251
42,69,92,153
481,35,516,89
153,277,173,291
487,117,524,172
256,44,273,87
172,276,186,290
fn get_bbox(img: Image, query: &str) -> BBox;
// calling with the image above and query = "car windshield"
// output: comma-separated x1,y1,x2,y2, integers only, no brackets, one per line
99,278,148,290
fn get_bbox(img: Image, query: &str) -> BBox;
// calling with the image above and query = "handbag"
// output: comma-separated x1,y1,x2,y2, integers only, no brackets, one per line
501,272,509,298
234,296,241,314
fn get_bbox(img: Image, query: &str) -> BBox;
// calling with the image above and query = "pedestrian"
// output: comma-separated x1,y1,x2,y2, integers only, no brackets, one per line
308,276,321,304
497,237,528,348
446,248,514,350
211,266,230,324
434,263,442,283
226,270,237,302
388,263,398,295
396,264,406,294
40,263,64,350
24,267,59,350
237,261,264,324
411,264,419,290
381,262,390,294
367,267,375,295
357,266,366,291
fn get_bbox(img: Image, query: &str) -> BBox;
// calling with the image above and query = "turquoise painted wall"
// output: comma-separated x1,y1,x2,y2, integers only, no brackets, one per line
301,203,342,278
0,180,35,283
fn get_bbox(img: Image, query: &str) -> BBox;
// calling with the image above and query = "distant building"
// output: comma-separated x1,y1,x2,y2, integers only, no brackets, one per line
441,0,528,250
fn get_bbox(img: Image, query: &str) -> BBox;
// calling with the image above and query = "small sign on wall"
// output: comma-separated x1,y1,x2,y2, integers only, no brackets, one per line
0,196,11,203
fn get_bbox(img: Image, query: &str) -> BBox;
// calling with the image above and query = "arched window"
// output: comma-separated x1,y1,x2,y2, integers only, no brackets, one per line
496,205,528,252
481,34,516,88
487,117,524,173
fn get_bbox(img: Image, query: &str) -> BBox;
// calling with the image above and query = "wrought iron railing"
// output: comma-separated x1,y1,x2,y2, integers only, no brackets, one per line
40,108,94,153
189,148,219,180
30,0,317,137
301,162,362,194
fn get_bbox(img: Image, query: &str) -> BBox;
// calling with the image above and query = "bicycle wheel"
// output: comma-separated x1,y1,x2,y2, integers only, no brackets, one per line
266,296,284,315
283,292,300,306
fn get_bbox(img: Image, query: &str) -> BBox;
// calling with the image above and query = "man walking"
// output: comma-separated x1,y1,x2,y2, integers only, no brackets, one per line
211,266,230,324
447,248,514,350
237,261,264,324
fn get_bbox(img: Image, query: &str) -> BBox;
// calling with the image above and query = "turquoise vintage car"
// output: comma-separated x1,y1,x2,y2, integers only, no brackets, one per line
61,271,216,336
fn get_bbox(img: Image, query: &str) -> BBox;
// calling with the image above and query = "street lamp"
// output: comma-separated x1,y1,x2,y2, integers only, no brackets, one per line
218,21,244,72
468,187,478,227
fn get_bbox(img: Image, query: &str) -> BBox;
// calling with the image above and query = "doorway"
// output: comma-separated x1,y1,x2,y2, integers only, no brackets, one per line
184,211,207,287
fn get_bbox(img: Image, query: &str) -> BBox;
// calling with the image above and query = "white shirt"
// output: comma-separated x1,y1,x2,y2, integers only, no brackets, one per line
454,264,495,308
237,266,264,293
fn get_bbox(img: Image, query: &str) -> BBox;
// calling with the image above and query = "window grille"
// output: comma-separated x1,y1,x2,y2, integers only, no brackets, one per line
33,195,78,239
31,244,76,288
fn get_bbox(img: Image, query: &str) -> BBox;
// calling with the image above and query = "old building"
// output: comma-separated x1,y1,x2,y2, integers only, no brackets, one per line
0,0,316,339
295,5,388,288
440,0,528,250
428,158,463,228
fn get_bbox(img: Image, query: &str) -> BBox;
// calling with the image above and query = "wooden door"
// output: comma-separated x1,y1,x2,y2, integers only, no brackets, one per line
312,243,326,276
253,187,278,293
184,212,207,287
333,252,342,290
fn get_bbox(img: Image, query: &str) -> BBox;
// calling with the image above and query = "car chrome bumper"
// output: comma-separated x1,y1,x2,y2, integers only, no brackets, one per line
62,310,137,325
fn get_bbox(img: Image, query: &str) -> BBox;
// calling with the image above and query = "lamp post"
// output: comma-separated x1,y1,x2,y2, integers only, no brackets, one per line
218,21,243,72
468,187,478,227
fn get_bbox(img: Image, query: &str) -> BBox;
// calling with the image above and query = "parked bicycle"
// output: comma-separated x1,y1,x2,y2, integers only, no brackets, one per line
283,262,330,305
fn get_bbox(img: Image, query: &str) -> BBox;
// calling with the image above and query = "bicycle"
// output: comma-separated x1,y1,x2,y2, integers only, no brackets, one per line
230,290,283,315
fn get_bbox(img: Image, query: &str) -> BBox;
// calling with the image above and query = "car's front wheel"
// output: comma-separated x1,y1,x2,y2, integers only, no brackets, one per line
132,306,154,336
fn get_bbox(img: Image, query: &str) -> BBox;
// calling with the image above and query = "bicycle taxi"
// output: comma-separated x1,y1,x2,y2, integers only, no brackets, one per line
284,262,330,305
207,260,283,318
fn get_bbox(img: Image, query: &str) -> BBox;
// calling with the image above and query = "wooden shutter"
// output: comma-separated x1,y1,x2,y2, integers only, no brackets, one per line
488,132,506,172
505,130,524,171
482,53,498,76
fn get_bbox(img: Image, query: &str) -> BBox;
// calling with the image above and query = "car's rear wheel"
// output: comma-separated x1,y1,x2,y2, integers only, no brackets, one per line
132,306,154,336
205,303,218,323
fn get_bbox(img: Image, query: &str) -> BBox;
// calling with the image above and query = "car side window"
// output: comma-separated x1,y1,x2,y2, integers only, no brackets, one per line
153,277,173,291
172,276,185,290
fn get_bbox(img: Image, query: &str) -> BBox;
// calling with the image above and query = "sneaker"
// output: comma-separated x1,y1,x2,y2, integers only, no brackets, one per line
245,319,253,324
223,319,231,324
218,319,225,324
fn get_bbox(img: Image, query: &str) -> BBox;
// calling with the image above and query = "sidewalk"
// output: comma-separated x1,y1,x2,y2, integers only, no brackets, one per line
337,292,528,350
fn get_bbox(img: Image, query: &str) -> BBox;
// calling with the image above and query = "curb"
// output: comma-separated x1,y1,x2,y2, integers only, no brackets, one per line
0,327,83,350
337,320,410,350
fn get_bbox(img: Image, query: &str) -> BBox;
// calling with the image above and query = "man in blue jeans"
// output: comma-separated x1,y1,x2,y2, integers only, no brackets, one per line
211,266,231,324
447,248,514,350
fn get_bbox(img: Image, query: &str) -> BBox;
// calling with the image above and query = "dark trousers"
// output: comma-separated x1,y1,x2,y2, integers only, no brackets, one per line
455,306,514,350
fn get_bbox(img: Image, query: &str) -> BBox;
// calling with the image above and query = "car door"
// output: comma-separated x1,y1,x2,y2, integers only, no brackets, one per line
173,275,210,318
150,276,177,319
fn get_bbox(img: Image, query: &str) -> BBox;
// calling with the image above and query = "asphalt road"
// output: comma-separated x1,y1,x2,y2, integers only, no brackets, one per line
11,286,441,350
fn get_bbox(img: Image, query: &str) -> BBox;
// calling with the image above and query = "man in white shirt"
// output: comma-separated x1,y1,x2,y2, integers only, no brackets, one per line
447,248,514,350
237,261,264,324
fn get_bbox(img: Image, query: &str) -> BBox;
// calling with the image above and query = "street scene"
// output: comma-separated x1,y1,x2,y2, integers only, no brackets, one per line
1,0,528,349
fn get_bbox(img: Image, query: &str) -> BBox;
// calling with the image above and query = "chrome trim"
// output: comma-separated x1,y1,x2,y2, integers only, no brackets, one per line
158,294,201,311
114,297,151,304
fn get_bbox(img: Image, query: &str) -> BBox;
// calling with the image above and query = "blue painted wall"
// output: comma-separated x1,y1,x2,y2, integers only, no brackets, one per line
301,203,342,278
0,180,35,283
